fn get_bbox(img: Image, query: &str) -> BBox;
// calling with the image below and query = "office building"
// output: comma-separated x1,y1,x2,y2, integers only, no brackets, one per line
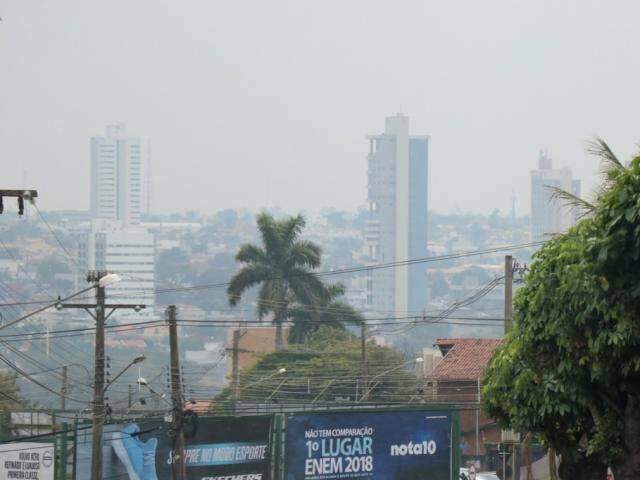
77,220,155,313
90,123,150,225
365,113,429,315
530,151,580,240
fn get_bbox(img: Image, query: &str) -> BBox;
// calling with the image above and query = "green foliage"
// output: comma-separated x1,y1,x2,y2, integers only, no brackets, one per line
227,213,331,348
288,283,363,343
212,327,419,413
482,145,640,468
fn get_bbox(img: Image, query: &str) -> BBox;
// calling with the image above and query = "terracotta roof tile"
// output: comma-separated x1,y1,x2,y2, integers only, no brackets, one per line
186,400,211,413
429,338,503,381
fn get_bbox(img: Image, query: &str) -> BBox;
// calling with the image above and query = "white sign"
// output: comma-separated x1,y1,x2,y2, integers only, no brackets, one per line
0,442,54,480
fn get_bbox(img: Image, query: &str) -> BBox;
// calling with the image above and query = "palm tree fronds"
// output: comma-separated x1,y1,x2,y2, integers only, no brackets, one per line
548,186,595,217
326,283,346,298
587,137,625,171
235,244,266,264
286,240,322,269
280,215,306,247
227,264,270,306
256,212,281,258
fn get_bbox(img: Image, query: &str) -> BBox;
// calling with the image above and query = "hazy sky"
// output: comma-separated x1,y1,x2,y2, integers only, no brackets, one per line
2,0,639,216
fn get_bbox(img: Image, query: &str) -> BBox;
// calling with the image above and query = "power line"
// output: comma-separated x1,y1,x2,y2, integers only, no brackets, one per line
0,240,539,307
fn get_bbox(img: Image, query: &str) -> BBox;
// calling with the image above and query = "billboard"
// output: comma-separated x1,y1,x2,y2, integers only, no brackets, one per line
0,442,55,480
75,416,272,480
285,410,452,480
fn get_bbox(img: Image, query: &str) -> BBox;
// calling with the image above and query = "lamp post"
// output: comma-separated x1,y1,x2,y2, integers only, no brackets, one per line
137,377,172,407
56,271,146,480
104,355,146,393
359,357,424,402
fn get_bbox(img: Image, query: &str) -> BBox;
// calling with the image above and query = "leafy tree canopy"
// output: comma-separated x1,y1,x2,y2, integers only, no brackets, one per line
482,142,640,479
211,327,420,413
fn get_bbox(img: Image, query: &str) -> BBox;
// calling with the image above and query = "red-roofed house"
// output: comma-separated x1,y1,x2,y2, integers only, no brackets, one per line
425,338,503,461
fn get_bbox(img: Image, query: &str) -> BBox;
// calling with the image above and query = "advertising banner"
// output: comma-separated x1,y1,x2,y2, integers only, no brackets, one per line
0,442,55,480
285,410,452,480
75,416,272,480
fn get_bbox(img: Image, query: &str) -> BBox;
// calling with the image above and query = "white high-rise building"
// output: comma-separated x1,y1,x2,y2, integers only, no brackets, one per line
365,114,429,316
90,123,150,225
77,220,155,313
530,151,581,240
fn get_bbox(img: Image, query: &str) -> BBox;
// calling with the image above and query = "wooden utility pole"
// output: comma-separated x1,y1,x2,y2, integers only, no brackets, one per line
91,274,106,480
504,255,514,334
231,329,240,411
128,384,132,409
167,305,187,479
57,271,146,480
360,323,367,402
60,365,68,410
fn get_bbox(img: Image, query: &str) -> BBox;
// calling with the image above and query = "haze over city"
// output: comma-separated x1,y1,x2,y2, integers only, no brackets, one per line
3,2,640,479
3,0,640,214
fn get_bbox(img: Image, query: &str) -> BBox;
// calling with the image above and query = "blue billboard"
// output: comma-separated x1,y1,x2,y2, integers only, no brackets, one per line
74,416,273,480
285,410,452,480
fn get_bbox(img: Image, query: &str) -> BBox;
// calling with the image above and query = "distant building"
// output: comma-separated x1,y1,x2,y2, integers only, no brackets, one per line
77,220,155,313
226,326,289,376
530,151,580,240
425,338,503,459
365,114,429,315
90,123,150,226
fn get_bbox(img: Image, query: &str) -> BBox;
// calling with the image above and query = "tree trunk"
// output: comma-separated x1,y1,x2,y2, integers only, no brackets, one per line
558,451,606,480
611,394,640,480
548,449,558,480
523,433,533,480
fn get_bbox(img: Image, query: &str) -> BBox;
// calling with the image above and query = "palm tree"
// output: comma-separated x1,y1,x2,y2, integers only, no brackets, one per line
550,137,626,217
227,213,328,350
287,283,364,343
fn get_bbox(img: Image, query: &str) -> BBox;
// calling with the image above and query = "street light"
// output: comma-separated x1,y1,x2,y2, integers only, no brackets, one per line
98,273,121,288
238,367,287,393
359,357,424,402
105,355,146,392
137,377,172,406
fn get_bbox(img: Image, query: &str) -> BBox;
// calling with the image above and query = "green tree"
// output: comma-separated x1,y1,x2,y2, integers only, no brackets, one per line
287,283,364,343
227,213,328,350
211,327,419,412
482,140,640,480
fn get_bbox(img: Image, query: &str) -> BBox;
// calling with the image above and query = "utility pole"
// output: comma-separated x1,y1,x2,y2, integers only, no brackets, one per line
167,305,187,479
60,366,68,410
504,255,514,334
91,272,106,480
0,189,37,215
57,271,146,480
360,323,367,402
128,384,132,409
231,329,240,412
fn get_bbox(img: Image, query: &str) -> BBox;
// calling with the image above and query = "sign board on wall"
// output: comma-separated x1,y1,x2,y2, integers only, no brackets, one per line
74,416,273,480
285,410,452,480
0,442,54,480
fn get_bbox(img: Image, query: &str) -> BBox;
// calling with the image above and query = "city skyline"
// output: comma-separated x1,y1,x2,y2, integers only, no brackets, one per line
3,1,639,215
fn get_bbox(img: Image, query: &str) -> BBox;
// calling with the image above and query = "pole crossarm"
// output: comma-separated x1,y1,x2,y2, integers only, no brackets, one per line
0,189,38,198
59,303,146,309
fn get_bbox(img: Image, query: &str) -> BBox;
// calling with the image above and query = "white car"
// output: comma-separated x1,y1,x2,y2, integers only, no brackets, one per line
460,467,501,480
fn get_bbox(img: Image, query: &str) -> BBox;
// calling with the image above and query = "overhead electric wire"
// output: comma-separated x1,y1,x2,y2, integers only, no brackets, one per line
0,239,540,308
